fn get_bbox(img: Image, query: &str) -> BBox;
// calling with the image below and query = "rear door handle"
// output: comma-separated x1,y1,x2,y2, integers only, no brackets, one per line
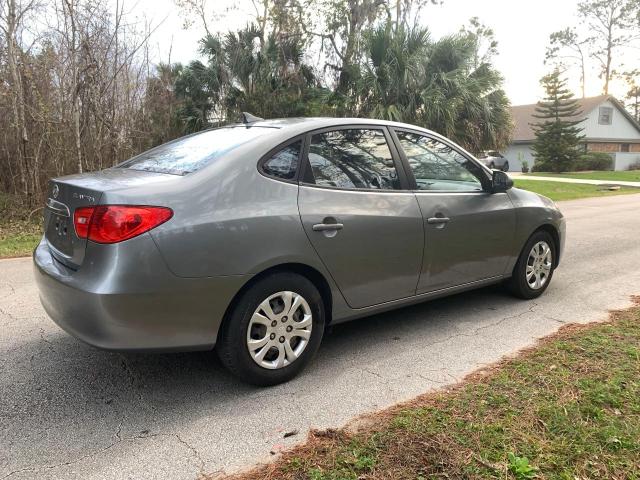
312,223,344,231
426,217,450,224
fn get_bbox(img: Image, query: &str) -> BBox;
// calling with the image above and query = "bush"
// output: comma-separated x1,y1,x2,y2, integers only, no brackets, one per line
521,160,529,173
530,160,551,173
572,152,613,171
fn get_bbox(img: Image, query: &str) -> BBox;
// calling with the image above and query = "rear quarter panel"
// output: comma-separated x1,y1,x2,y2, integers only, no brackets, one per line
100,137,328,279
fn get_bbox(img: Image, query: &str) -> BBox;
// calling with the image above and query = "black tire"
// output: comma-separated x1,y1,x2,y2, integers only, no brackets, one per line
502,161,510,172
489,162,496,169
217,272,325,386
507,230,556,300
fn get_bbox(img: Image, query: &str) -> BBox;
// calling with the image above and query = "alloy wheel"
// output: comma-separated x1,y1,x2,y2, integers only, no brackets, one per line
526,241,552,290
246,291,313,369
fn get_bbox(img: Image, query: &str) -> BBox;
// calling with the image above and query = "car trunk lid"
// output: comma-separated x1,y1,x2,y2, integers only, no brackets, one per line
44,169,175,269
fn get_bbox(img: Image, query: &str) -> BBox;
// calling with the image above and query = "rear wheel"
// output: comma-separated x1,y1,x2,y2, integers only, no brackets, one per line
502,161,510,172
489,162,496,169
507,230,556,299
217,272,325,386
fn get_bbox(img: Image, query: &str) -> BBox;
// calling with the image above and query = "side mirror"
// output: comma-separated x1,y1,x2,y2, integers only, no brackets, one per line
491,170,513,193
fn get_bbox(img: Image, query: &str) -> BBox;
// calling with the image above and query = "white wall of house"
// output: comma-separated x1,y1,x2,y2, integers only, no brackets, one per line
613,152,640,171
504,147,638,171
581,100,640,140
504,143,535,172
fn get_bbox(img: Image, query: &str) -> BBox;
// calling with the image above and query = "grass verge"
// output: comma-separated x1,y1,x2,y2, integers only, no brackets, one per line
214,301,640,480
0,221,41,258
526,170,640,182
514,179,640,201
0,193,42,258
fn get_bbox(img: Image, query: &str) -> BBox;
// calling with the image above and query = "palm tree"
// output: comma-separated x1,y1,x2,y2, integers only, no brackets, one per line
358,24,429,121
356,23,512,152
419,34,511,152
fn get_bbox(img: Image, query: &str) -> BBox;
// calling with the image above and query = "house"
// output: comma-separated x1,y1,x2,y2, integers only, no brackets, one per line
504,95,640,171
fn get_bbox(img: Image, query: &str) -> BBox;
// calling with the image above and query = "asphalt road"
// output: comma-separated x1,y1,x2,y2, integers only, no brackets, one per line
2,194,640,480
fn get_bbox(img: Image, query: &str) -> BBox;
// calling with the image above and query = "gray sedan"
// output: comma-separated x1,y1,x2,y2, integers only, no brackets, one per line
34,117,565,385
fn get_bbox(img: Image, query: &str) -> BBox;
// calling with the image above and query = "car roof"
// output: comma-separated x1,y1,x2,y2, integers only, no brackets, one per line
224,117,438,137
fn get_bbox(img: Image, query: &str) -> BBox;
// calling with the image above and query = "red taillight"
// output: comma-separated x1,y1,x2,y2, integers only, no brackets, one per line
74,207,94,239
74,205,173,244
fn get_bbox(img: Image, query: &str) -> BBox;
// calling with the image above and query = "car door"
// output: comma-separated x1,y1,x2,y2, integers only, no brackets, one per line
297,126,424,309
391,128,516,293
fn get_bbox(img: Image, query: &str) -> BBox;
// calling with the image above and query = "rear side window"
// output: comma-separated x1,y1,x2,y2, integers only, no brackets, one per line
118,127,273,175
262,141,301,180
306,129,400,190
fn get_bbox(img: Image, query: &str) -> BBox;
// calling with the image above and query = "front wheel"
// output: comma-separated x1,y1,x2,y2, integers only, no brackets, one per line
507,230,556,299
217,272,325,386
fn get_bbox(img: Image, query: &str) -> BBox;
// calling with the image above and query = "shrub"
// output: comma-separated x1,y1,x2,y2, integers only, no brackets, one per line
521,160,529,173
572,152,613,171
530,160,551,172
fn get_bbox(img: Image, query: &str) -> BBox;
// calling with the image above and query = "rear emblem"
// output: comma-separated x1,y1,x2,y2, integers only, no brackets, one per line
52,184,59,199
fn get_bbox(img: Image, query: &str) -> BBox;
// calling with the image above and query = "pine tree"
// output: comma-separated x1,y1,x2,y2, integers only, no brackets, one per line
532,70,584,172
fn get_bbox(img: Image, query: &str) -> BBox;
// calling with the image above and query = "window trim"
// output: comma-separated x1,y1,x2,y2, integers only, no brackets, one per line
389,127,493,193
298,124,412,192
257,134,307,184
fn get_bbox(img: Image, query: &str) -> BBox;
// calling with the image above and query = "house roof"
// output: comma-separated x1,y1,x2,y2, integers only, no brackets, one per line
510,95,640,143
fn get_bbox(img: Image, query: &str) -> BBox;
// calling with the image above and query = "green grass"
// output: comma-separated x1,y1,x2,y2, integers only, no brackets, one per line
218,306,640,480
527,170,640,182
514,179,640,201
0,192,42,258
0,221,41,258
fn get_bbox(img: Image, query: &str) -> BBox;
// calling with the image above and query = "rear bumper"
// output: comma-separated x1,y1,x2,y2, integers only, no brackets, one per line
33,237,250,351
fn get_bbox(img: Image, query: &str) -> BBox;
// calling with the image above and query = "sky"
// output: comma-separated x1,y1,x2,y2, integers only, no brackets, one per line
130,0,629,106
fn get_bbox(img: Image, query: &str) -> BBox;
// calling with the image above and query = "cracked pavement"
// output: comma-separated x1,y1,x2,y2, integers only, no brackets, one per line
2,193,640,480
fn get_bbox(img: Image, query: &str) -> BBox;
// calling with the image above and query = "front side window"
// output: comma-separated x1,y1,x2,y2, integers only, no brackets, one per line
395,131,485,192
599,106,613,125
306,129,400,190
262,141,301,180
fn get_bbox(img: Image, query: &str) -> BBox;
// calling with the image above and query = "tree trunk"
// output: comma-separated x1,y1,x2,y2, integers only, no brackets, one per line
604,23,612,95
6,0,30,197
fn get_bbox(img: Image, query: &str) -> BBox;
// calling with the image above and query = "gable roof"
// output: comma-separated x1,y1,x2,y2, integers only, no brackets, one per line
510,95,640,143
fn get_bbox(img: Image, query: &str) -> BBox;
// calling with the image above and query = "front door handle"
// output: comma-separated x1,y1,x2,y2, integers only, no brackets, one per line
426,217,450,225
312,223,344,231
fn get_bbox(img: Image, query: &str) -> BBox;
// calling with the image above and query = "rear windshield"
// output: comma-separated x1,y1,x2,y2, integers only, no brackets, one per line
117,126,274,175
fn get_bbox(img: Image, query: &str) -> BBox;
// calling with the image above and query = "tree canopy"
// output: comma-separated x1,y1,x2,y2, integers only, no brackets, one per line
0,0,513,204
172,16,512,153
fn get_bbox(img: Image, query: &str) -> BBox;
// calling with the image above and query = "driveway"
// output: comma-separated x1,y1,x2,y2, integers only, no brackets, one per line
3,194,640,480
